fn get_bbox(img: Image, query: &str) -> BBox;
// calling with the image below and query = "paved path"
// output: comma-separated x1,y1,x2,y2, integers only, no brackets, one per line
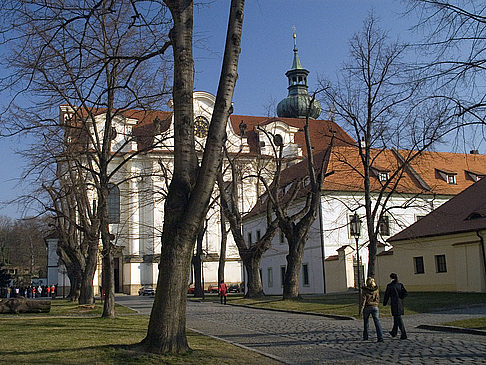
116,296,486,364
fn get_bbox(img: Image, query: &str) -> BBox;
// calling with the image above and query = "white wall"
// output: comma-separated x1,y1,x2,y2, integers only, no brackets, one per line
245,191,450,294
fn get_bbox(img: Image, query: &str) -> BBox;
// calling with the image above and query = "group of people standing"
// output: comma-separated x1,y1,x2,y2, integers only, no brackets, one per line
359,273,408,342
5,284,57,299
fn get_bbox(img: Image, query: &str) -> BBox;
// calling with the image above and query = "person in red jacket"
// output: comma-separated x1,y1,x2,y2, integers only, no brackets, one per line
218,280,228,305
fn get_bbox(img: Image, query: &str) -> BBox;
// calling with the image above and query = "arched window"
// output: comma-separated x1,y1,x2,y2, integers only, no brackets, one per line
107,183,120,223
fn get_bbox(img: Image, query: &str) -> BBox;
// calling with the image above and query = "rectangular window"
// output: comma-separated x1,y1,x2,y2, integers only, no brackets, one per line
267,267,273,287
379,216,390,236
107,184,120,224
447,174,456,185
414,256,425,274
256,230,261,241
378,172,389,182
247,232,252,244
435,255,447,273
302,264,309,286
279,230,285,245
280,266,286,287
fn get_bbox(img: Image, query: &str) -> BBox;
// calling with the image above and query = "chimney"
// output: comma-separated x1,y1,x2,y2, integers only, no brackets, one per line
470,149,479,154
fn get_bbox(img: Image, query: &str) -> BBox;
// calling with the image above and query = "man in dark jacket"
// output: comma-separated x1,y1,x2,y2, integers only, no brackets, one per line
383,273,407,339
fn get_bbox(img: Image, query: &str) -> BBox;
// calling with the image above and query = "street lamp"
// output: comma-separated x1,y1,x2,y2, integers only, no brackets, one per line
350,212,362,309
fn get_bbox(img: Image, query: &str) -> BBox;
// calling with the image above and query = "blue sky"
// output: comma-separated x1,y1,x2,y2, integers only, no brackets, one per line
193,0,412,116
0,1,478,218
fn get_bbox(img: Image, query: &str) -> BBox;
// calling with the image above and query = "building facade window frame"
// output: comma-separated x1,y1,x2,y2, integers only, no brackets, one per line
267,267,273,288
107,183,120,224
447,174,456,185
280,266,286,287
435,254,447,273
378,172,389,182
279,230,285,245
302,263,310,286
413,256,425,274
378,215,390,236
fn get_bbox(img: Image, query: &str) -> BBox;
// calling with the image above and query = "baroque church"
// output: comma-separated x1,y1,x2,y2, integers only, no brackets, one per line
47,34,486,296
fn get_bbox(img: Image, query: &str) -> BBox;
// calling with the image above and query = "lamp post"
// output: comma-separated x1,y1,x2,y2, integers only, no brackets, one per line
318,194,326,294
61,266,66,299
350,212,362,310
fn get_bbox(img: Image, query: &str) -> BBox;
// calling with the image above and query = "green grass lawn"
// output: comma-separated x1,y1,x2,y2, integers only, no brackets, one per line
0,299,136,317
443,317,486,330
48,299,136,316
194,291,486,319
0,314,280,364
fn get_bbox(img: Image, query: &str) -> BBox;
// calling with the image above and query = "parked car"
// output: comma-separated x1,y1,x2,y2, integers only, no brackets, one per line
138,286,155,296
206,284,219,293
228,284,240,293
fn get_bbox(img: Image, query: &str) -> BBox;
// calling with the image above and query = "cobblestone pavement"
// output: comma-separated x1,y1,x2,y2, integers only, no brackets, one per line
116,297,486,365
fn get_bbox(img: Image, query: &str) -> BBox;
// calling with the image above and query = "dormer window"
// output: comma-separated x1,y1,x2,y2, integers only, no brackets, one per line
465,210,486,220
465,170,485,182
378,172,389,182
371,166,390,183
436,168,457,184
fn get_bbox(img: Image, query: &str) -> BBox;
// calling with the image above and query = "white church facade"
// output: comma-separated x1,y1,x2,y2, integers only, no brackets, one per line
46,35,486,297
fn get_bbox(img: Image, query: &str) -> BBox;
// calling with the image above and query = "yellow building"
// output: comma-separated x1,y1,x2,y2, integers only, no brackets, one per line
378,178,486,293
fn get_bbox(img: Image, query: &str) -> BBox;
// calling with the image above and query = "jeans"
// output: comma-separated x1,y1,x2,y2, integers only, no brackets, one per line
363,306,383,340
391,315,407,338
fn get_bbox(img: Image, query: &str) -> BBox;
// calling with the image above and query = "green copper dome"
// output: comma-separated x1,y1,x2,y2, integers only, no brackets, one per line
277,32,321,119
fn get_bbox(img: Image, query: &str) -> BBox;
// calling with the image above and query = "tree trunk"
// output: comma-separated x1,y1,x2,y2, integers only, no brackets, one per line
101,197,115,317
78,238,98,305
101,239,115,318
193,228,205,298
66,267,81,302
78,276,94,305
141,0,245,354
283,241,304,300
243,254,264,298
367,234,378,278
141,237,193,353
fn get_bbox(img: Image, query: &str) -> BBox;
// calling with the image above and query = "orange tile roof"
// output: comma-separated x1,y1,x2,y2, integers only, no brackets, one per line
244,145,486,220
322,147,421,194
320,147,486,195
229,115,355,155
405,150,486,195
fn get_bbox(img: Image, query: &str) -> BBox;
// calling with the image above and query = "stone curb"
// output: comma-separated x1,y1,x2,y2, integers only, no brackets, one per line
188,327,291,365
226,302,355,321
417,324,486,336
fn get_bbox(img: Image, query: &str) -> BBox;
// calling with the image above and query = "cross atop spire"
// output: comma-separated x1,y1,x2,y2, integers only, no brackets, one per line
291,26,303,70
292,26,297,51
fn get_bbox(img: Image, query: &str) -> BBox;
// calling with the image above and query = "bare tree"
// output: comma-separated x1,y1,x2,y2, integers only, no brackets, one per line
266,117,333,300
408,0,486,148
1,0,172,317
321,14,451,278
217,146,279,298
138,0,245,354
0,216,47,286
